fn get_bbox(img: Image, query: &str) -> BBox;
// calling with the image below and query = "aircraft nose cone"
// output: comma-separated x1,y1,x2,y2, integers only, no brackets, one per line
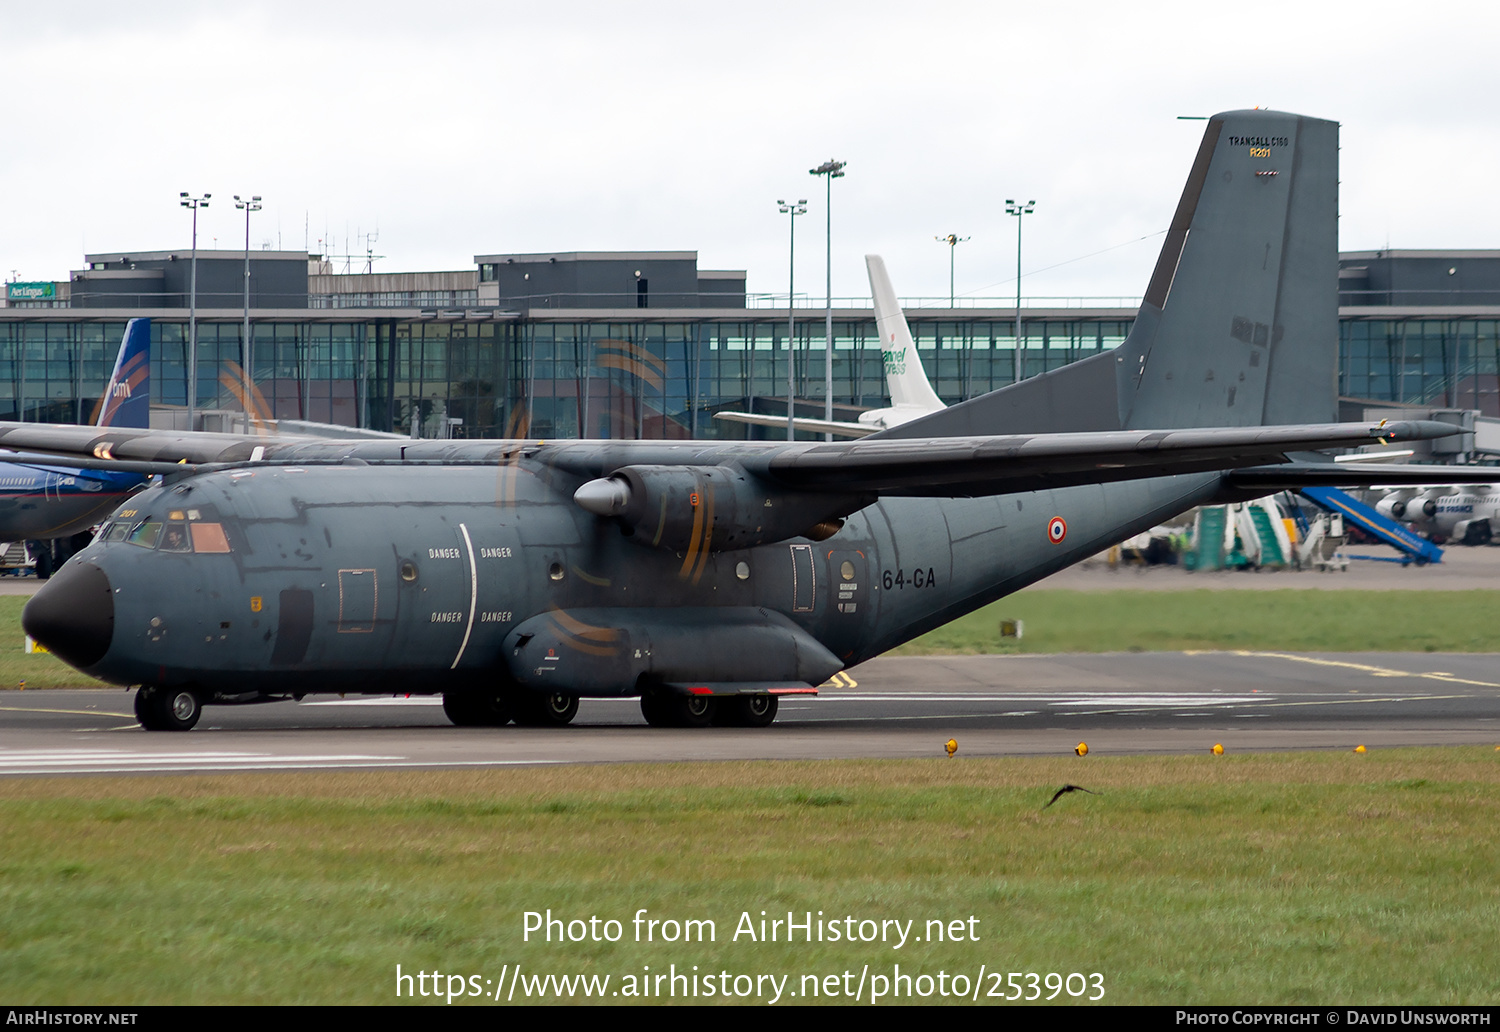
22,561,114,670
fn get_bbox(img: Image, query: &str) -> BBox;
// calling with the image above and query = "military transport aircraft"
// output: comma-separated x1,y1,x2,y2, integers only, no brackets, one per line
0,319,150,557
10,109,1499,732
713,254,946,438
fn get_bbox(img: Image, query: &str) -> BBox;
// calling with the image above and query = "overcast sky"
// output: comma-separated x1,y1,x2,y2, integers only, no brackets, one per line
4,0,1498,305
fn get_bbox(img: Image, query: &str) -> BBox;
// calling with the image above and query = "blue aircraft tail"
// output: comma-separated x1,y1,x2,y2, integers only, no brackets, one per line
95,318,151,429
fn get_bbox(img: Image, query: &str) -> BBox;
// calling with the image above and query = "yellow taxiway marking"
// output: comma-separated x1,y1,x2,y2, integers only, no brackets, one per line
1184,650,1500,690
0,705,133,718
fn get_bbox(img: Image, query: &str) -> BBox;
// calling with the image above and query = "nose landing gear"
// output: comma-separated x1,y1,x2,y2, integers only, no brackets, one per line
134,685,202,731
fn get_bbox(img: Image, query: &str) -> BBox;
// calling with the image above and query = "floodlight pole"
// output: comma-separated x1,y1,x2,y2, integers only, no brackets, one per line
1006,199,1036,383
936,233,970,308
234,195,262,420
778,198,807,441
810,160,845,440
180,192,210,428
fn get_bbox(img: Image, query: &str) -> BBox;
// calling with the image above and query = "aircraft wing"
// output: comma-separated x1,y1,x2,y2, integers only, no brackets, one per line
0,419,1456,497
743,422,1457,496
711,411,876,438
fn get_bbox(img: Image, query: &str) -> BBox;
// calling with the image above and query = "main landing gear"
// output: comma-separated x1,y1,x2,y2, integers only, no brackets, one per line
638,691,778,728
441,689,516,727
441,688,780,728
134,685,202,731
513,692,580,727
441,689,579,727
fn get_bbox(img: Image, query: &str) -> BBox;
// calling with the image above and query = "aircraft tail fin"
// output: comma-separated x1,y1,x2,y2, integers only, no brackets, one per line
874,109,1338,441
96,318,151,428
1115,109,1338,429
866,255,944,412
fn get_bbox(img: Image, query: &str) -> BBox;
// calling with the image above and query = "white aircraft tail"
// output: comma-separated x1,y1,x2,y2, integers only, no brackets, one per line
866,255,944,412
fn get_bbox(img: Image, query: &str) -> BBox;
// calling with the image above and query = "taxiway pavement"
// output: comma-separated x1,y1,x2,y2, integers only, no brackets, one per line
2,650,1497,775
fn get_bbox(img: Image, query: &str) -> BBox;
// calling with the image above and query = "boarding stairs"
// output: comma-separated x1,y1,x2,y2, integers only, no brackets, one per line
1296,486,1444,565
0,541,33,576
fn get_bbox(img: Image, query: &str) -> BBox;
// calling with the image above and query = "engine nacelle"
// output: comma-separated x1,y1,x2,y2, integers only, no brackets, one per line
1409,496,1439,519
573,464,868,553
1376,495,1436,521
1375,495,1405,520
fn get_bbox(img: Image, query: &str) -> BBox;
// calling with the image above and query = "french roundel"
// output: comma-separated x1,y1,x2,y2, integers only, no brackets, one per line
1047,516,1068,544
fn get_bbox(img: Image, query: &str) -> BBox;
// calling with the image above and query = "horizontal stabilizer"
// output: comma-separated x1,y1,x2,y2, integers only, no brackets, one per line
712,411,875,438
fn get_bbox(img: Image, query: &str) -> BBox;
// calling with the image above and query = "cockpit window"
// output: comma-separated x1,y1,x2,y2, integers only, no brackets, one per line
189,523,232,553
116,518,233,553
126,522,162,548
159,524,192,553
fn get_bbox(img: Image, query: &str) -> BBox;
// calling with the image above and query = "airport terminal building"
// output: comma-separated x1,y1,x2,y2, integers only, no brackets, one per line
3,247,1500,451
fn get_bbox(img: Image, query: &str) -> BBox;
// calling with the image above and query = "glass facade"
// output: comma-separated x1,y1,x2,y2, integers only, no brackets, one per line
0,312,1494,435
1338,318,1500,416
519,316,1133,439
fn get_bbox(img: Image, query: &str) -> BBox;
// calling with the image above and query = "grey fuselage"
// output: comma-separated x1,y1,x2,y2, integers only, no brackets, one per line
51,461,1221,698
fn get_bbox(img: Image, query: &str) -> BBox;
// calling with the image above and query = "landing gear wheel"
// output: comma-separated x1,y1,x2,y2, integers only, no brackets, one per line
639,691,672,728
135,684,201,731
133,685,160,730
675,694,716,728
639,691,716,728
716,694,778,728
442,690,515,727
512,692,579,727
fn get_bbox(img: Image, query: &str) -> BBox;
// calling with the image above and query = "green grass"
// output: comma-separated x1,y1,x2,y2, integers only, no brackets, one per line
895,590,1500,655
2,751,1499,1005
0,597,91,689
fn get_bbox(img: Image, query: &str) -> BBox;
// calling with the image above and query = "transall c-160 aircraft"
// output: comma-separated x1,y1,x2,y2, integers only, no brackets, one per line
9,109,1497,731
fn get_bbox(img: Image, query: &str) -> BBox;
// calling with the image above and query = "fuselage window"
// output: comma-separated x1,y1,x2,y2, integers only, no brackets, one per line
103,522,131,543
126,522,162,548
